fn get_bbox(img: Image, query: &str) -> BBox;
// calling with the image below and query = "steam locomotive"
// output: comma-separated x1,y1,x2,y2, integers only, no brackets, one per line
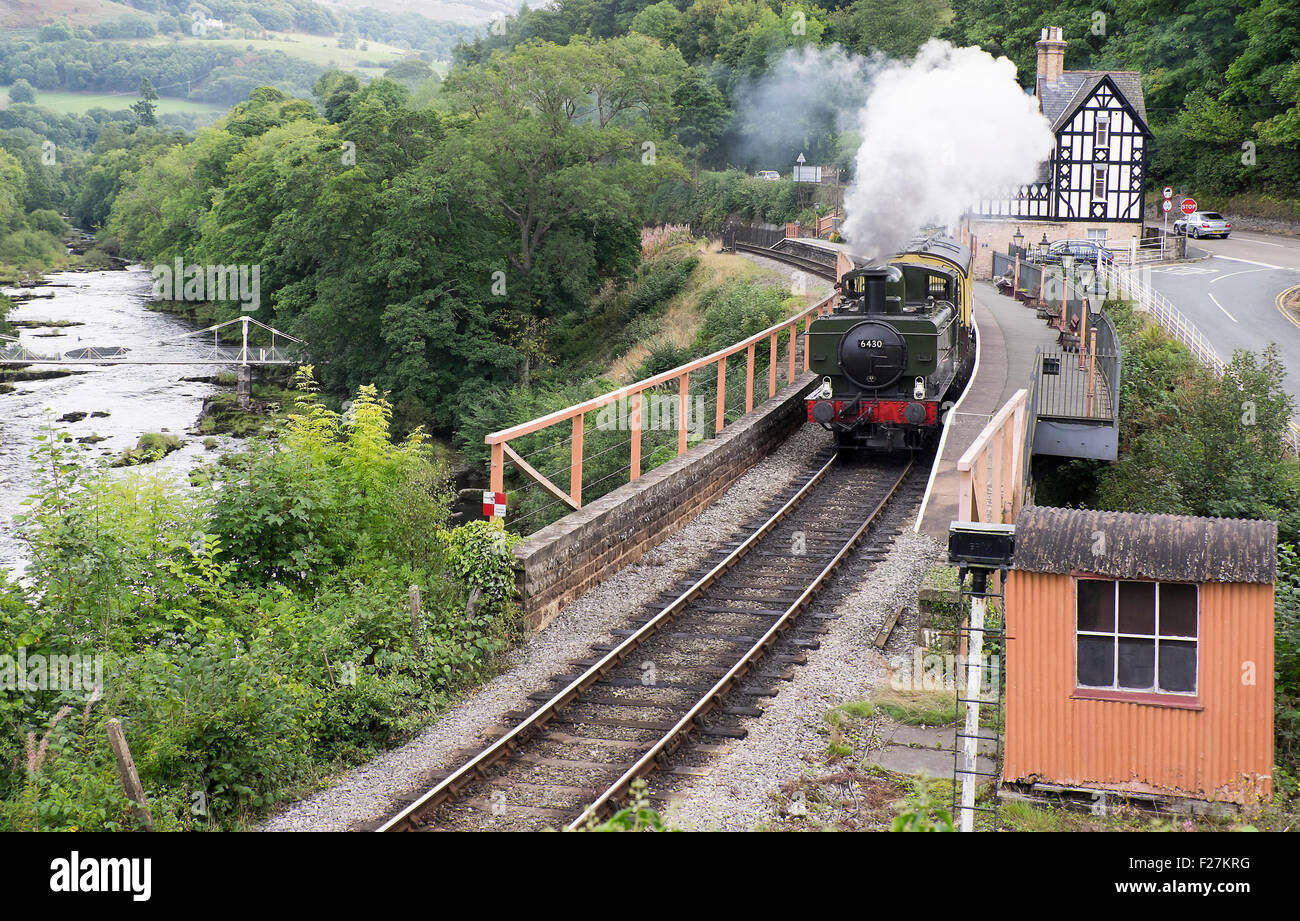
805,235,975,450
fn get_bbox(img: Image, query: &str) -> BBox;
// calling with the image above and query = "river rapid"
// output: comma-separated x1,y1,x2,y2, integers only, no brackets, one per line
1,266,231,574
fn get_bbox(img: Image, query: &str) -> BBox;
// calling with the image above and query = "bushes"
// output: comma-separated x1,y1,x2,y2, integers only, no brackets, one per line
1,381,521,831
647,170,801,233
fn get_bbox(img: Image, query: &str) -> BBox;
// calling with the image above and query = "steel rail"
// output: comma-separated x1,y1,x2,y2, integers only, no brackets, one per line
567,456,913,830
733,242,838,280
377,451,843,832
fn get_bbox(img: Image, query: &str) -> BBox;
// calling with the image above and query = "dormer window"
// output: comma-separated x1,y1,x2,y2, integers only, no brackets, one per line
1095,113,1110,148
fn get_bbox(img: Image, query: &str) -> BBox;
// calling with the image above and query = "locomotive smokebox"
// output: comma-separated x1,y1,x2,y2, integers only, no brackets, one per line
860,267,890,314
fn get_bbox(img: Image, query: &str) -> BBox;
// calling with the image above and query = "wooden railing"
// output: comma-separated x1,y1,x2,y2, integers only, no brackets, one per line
486,292,837,519
957,389,1029,525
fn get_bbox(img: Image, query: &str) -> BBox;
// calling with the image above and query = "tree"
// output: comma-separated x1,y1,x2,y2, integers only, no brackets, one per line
832,0,952,60
442,36,688,277
631,2,683,45
131,77,159,127
7,80,35,105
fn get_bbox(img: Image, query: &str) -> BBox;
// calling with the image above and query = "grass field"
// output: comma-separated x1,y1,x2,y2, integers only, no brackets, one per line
116,33,418,71
0,89,228,120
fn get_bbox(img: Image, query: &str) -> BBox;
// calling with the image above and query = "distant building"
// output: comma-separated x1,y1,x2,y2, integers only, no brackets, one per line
966,26,1152,273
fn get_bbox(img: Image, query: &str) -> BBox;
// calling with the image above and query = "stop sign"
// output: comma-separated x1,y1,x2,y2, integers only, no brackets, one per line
1181,198,1197,215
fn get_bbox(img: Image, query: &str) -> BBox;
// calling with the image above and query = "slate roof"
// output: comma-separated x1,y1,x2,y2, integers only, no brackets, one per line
1037,71,1149,134
1012,506,1277,584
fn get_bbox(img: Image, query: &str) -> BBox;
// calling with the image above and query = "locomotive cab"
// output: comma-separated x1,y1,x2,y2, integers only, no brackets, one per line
805,236,975,451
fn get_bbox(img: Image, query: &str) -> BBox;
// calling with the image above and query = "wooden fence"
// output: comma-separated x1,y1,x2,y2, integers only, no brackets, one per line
486,292,837,518
957,388,1030,525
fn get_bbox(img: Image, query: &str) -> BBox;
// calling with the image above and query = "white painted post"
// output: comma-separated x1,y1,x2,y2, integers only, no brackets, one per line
960,595,986,832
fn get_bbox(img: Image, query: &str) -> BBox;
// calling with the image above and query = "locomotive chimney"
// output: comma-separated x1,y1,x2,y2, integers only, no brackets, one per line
1036,26,1067,94
861,268,889,315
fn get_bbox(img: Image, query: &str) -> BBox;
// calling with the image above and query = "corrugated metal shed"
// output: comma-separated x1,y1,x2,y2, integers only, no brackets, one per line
1013,506,1277,584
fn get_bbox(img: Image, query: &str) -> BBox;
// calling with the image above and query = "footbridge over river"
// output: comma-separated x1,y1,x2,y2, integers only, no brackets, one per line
1,315,305,408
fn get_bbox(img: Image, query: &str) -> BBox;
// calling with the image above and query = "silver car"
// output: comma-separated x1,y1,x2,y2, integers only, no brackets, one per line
1172,211,1231,239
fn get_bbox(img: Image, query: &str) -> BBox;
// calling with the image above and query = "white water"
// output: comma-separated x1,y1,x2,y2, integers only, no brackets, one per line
1,267,229,573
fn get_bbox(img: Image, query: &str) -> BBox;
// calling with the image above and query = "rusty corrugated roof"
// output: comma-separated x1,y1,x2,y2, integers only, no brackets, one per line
1013,506,1277,584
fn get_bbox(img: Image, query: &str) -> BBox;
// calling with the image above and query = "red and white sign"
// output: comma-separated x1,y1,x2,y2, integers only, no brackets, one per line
1181,198,1197,215
1162,199,1173,213
1162,186,1173,199
482,490,507,518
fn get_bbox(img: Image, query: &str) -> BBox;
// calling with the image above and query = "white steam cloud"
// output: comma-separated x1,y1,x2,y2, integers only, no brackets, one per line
840,40,1056,256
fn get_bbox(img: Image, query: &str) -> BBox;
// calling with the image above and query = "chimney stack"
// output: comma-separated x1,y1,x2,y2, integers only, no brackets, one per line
1036,26,1067,93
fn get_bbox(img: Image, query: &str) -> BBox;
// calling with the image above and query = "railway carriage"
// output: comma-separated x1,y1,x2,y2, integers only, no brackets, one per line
805,236,975,450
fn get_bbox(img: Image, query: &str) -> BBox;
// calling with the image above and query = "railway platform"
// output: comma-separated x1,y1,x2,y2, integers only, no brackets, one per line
916,281,1061,539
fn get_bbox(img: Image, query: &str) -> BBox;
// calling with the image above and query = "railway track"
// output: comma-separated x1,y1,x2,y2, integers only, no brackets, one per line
733,241,838,280
377,449,923,832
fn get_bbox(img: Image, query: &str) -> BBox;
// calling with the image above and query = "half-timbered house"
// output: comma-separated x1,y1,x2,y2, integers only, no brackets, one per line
966,27,1151,276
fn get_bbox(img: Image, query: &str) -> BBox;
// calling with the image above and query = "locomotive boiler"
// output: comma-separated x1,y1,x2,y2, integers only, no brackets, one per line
805,235,975,450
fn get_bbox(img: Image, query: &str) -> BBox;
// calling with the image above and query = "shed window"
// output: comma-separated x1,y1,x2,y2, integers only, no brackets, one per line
1076,580,1197,694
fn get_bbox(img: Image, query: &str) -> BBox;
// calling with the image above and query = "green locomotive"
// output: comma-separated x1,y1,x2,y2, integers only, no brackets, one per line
805,236,975,450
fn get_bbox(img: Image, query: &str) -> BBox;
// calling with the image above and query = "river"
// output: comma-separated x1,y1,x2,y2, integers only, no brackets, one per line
1,266,231,574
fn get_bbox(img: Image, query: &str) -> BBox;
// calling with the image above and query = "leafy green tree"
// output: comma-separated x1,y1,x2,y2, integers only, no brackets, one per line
7,80,35,105
631,1,683,44
131,77,159,128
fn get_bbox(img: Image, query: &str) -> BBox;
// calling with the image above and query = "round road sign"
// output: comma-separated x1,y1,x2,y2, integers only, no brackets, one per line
1162,199,1172,213
1163,186,1173,199
1181,198,1197,215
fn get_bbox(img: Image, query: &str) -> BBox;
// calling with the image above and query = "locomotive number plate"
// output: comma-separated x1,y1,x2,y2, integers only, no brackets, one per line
858,339,884,349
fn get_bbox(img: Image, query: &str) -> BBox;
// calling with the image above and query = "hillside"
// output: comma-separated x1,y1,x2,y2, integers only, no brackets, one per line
320,0,523,26
0,0,140,29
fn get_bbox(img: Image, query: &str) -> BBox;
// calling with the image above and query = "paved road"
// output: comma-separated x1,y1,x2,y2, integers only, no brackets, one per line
1143,231,1300,400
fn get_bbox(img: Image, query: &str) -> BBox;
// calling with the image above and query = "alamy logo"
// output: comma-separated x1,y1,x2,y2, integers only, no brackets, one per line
0,647,101,693
50,852,151,901
151,259,261,312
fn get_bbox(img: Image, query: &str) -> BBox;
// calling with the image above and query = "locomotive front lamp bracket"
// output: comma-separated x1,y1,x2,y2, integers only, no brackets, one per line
948,521,1014,594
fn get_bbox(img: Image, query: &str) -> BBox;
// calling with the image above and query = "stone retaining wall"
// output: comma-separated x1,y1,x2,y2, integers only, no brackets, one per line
514,373,819,632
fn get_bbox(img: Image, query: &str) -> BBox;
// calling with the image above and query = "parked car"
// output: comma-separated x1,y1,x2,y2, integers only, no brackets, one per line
1030,239,1115,266
1172,211,1231,239
755,170,780,181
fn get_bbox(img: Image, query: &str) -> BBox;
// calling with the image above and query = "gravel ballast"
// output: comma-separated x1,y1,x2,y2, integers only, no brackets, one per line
259,423,831,832
662,525,947,831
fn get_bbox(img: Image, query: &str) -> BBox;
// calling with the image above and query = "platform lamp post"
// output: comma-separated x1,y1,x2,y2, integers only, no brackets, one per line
1012,226,1023,256
947,521,1016,833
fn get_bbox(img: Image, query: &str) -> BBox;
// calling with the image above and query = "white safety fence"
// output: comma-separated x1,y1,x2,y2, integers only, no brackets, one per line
1101,261,1300,454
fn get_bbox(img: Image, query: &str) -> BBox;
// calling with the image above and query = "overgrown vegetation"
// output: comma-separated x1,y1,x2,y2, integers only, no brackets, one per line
1034,298,1300,797
0,371,521,830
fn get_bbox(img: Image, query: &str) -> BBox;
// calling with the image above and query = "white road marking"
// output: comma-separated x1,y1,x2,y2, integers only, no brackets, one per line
1214,255,1289,270
1211,268,1271,284
1208,292,1237,322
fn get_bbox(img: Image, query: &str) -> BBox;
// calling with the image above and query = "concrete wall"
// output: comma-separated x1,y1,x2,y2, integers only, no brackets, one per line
513,373,819,632
967,218,1141,279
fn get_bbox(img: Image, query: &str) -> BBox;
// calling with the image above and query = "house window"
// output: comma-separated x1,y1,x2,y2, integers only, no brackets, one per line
1095,113,1110,148
1087,229,1108,243
1092,166,1106,201
1076,579,1198,695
